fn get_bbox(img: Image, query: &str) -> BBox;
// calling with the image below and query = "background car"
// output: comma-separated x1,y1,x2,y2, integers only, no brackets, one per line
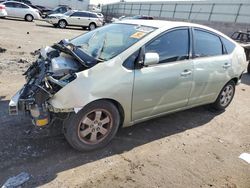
46,10,103,30
2,1,41,21
112,15,154,22
0,0,31,4
0,4,7,17
43,5,71,18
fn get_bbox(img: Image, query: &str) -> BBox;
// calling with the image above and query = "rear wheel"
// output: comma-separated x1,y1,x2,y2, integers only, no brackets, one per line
25,14,34,22
211,80,235,111
89,23,96,30
58,20,67,29
63,100,120,151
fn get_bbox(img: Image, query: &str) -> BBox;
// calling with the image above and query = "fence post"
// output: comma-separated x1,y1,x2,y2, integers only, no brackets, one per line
235,3,242,23
173,3,177,18
139,3,142,15
130,3,133,15
148,3,152,15
208,3,215,21
188,3,194,21
159,3,164,18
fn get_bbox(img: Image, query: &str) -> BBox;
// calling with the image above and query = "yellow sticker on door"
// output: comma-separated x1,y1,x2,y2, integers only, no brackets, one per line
130,32,146,39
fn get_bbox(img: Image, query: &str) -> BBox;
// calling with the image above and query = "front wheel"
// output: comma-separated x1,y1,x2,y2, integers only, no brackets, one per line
63,100,120,151
211,80,235,111
58,20,67,29
89,23,96,30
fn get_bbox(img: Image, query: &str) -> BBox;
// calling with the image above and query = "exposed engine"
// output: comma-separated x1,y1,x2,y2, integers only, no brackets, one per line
10,40,98,127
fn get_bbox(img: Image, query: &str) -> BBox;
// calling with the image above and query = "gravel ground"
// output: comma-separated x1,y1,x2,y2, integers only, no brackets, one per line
0,18,249,188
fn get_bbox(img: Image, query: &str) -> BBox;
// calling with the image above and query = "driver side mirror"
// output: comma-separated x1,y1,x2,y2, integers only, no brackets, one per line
144,52,159,66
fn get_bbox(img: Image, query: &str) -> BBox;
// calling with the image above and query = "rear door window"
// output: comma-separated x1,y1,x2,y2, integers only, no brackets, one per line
221,37,236,54
194,29,223,57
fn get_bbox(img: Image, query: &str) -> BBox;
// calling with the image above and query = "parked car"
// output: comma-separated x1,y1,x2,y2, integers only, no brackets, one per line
43,5,71,18
45,10,103,30
1,1,41,21
34,5,52,18
0,4,7,17
231,30,250,73
9,20,247,151
1,0,32,5
112,15,154,22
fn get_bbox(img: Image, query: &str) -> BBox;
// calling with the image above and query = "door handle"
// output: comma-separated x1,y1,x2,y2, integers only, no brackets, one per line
181,69,192,77
223,63,231,69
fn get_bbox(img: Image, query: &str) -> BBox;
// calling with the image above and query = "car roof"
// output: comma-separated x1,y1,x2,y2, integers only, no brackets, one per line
3,0,29,5
119,19,225,36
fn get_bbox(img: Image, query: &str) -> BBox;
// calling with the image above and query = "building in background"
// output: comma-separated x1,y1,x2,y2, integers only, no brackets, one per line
30,0,90,10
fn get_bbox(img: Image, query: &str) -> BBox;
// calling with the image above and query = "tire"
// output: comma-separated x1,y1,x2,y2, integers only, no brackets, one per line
25,14,34,22
89,23,96,30
63,100,120,151
211,80,235,111
58,20,67,29
247,62,250,74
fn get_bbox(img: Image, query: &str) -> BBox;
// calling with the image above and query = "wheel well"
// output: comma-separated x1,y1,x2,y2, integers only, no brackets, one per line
88,99,125,127
59,19,67,25
89,22,96,26
25,14,33,19
231,77,239,85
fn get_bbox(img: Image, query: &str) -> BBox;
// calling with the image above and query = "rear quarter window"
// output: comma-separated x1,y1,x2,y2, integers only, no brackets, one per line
221,37,236,54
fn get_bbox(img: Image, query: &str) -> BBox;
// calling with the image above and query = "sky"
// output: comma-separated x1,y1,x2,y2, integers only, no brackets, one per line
90,0,193,5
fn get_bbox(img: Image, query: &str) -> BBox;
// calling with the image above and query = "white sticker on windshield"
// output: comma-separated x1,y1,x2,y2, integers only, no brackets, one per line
135,26,155,33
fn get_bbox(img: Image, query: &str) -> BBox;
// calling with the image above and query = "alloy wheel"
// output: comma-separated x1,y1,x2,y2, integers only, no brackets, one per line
78,109,113,144
220,85,234,107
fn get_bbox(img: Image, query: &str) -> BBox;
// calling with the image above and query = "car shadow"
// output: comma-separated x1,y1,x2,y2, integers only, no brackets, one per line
241,72,250,86
0,99,222,187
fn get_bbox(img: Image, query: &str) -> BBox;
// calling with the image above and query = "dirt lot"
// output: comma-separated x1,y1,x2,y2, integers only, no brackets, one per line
0,18,249,188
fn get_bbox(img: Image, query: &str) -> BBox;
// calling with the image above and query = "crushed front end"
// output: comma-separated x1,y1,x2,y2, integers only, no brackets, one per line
9,40,97,127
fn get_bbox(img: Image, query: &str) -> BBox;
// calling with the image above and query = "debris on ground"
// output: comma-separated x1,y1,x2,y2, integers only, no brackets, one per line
239,153,250,164
1,172,30,188
26,32,29,35
17,59,29,64
0,47,6,53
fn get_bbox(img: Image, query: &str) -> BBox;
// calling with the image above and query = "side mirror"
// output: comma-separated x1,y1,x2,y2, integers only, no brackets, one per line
144,52,159,66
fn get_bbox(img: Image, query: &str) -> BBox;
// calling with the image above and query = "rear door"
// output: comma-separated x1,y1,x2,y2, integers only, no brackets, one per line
67,11,89,26
188,28,231,105
4,2,16,17
15,3,29,18
132,28,193,121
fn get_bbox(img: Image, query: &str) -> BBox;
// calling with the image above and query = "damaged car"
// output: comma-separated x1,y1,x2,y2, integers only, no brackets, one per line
9,20,247,151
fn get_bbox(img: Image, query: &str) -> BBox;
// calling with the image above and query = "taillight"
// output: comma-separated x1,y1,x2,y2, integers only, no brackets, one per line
0,5,5,10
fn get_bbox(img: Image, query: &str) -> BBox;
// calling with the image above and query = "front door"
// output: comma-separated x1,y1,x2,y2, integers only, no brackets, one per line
132,28,193,121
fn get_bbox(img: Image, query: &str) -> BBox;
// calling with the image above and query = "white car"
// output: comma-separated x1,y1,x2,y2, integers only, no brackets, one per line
45,10,103,30
0,4,7,17
2,1,40,21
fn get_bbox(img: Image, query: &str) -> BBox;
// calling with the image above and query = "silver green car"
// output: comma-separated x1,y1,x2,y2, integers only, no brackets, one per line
9,20,247,151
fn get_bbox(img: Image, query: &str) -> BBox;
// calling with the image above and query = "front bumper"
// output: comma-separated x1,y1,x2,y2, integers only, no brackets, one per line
9,89,22,115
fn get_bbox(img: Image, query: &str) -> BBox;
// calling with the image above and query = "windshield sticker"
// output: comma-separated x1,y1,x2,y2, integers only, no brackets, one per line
130,32,146,39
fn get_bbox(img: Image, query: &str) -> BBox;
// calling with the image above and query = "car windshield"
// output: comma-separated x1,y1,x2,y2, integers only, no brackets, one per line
64,10,74,16
70,23,156,61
